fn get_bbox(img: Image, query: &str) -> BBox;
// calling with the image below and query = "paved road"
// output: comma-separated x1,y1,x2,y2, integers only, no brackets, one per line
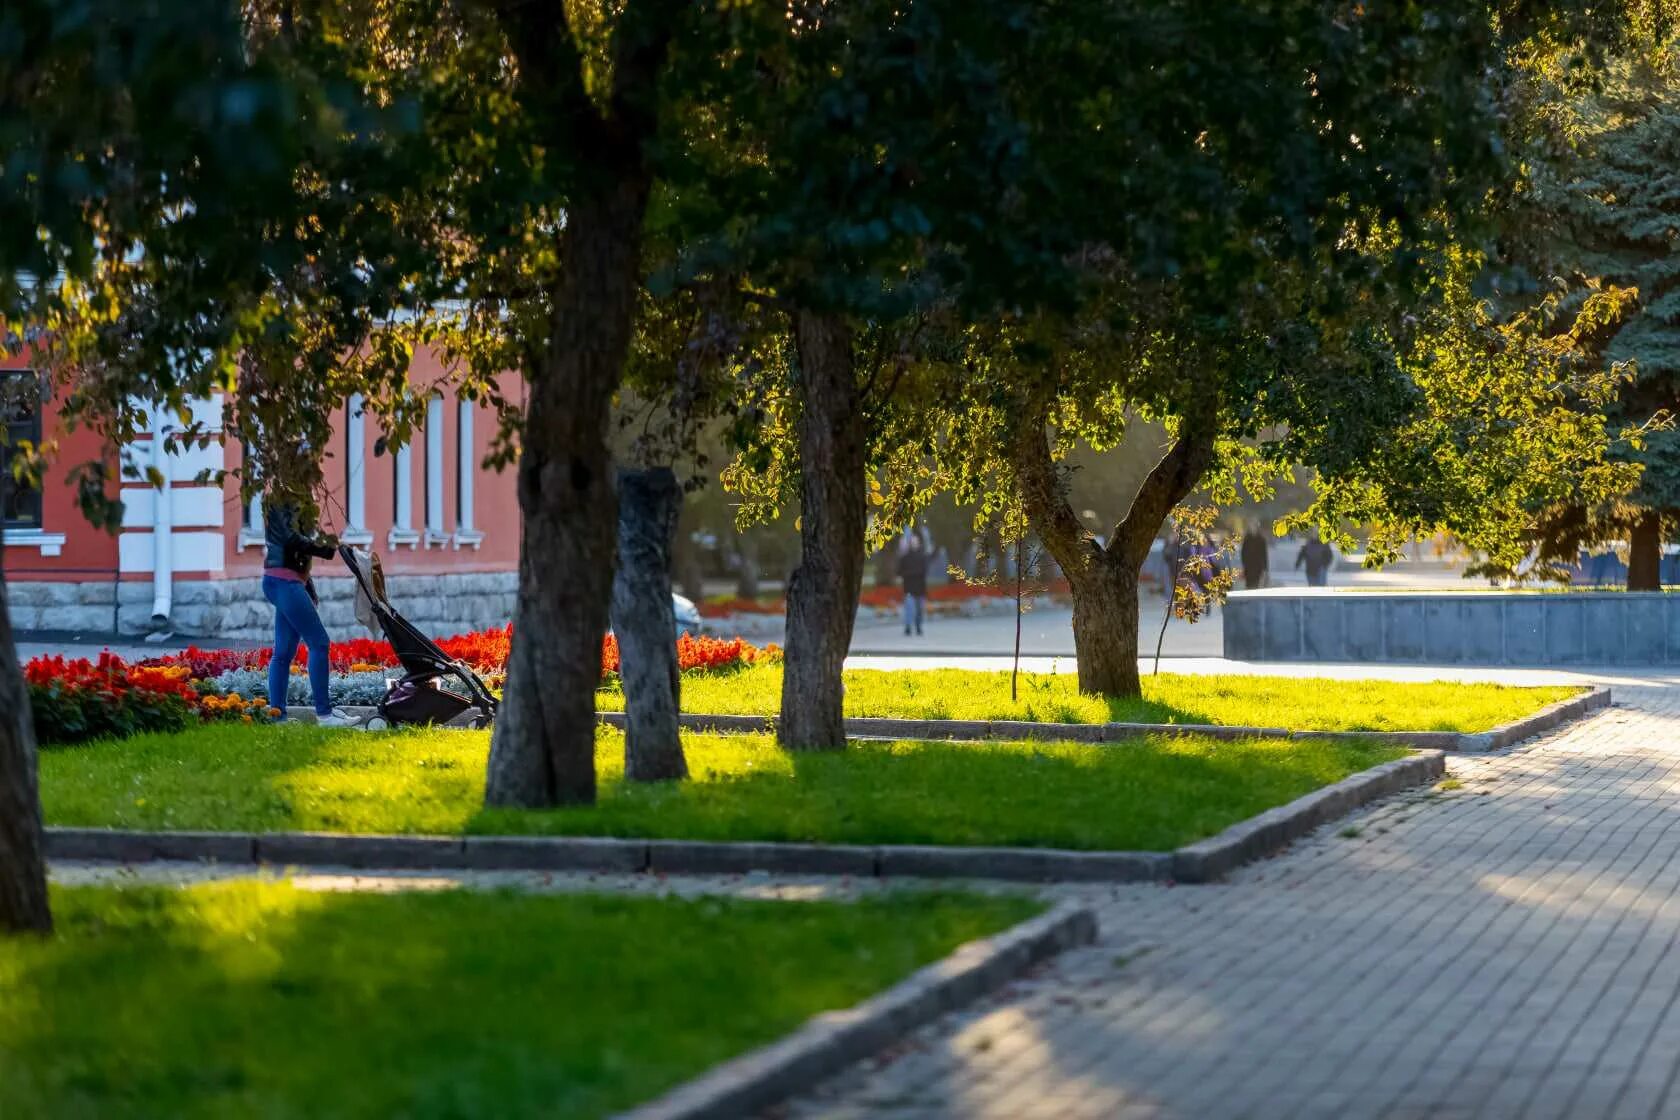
780,682,1680,1120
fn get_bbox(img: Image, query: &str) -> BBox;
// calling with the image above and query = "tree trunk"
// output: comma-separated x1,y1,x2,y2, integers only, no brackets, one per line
673,504,706,605
0,552,52,934
1068,555,1143,696
1010,396,1215,700
611,467,687,782
780,310,866,750
734,531,761,600
1628,511,1663,591
485,184,648,809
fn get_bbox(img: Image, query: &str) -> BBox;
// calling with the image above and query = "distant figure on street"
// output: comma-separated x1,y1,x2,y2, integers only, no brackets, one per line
1296,534,1334,588
1240,525,1270,590
263,502,354,726
897,534,929,636
1161,528,1184,592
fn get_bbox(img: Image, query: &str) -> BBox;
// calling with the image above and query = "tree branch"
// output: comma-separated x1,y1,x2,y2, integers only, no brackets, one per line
1110,407,1218,570
483,0,608,166
1011,394,1101,581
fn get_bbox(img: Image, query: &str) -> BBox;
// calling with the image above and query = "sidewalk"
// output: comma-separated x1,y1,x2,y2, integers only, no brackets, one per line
781,679,1680,1119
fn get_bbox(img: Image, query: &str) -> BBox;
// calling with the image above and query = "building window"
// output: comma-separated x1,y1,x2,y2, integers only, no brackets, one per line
2,372,42,529
455,399,483,549
423,394,449,548
342,394,371,545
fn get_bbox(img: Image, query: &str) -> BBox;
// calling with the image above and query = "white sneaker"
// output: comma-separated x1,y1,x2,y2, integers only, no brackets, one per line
316,708,357,728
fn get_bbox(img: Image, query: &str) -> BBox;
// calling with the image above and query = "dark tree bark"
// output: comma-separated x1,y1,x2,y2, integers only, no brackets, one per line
611,467,687,782
1014,399,1214,698
0,553,51,934
482,3,675,808
673,504,706,605
1067,553,1146,696
1628,510,1663,591
780,310,867,750
734,531,761,600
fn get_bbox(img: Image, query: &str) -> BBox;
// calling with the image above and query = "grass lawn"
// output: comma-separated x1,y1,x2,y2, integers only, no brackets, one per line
40,723,1404,851
598,665,1578,733
1,881,1035,1119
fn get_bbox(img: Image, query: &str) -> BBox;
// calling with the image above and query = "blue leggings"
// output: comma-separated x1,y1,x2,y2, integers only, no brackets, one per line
263,575,332,716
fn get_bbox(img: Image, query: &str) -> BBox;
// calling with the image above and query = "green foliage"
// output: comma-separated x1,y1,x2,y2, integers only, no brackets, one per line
596,665,1580,734
1498,8,1680,551
1303,246,1654,575
39,722,1401,851
2,882,1034,1119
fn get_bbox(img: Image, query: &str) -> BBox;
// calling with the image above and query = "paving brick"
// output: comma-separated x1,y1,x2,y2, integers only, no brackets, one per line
785,682,1680,1120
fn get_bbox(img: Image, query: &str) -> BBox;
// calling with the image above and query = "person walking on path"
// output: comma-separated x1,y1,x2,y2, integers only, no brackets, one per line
1296,533,1335,587
897,534,930,636
1240,525,1270,590
263,502,354,726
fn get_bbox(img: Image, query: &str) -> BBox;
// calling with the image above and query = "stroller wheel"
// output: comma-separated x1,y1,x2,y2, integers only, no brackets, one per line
365,717,390,731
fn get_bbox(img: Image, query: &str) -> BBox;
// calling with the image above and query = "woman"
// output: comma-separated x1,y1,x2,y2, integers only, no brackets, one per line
263,502,354,726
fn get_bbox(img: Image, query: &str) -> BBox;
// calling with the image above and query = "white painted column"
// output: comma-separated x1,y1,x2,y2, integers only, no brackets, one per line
389,442,418,548
454,399,482,548
344,393,369,543
424,395,447,547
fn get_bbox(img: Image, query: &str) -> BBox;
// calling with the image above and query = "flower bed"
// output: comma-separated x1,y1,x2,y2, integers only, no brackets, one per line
25,653,276,747
24,627,779,746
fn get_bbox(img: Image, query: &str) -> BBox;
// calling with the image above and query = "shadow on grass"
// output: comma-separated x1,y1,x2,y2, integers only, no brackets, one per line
471,735,1394,852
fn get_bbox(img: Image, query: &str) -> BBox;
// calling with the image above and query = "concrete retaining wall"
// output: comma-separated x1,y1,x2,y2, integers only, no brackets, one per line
9,572,517,641
1225,589,1676,666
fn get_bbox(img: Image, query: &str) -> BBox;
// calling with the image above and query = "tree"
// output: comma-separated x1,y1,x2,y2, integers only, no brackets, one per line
923,1,1511,697
1499,7,1680,586
0,0,329,934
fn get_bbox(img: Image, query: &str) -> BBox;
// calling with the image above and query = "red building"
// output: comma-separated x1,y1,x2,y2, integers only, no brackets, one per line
3,348,522,641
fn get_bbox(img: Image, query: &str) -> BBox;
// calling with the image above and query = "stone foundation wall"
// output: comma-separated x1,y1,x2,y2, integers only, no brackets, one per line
1225,589,1677,666
8,572,518,642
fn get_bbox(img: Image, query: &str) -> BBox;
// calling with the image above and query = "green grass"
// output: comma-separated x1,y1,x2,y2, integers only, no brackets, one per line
1,881,1034,1119
597,666,1577,733
41,723,1404,851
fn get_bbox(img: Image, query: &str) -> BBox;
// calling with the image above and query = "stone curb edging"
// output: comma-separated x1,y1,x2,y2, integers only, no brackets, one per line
43,749,1444,884
597,684,1611,753
614,901,1097,1120
1171,749,1445,883
1472,685,1613,752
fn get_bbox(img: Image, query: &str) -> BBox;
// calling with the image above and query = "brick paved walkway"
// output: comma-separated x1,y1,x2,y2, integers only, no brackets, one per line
781,685,1680,1120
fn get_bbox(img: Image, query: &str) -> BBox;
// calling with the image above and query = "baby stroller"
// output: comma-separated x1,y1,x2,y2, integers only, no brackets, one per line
339,545,499,730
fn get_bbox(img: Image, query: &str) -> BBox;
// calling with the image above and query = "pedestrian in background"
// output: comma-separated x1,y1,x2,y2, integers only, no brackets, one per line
1240,524,1270,590
1297,533,1335,588
898,534,929,636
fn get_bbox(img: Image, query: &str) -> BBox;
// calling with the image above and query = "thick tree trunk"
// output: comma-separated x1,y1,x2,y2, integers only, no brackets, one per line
1067,556,1143,697
611,467,687,782
485,185,648,809
0,555,51,934
780,310,867,750
1628,511,1663,591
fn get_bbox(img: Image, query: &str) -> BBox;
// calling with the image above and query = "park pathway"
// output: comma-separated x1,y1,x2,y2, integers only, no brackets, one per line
780,684,1680,1120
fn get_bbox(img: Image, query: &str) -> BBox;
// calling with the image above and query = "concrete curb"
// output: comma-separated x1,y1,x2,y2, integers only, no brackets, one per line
1478,685,1613,751
43,745,1443,884
1171,750,1447,883
596,685,1611,753
615,901,1097,1120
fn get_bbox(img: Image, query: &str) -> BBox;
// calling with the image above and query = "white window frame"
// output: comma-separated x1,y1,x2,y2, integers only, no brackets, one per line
341,394,372,547
388,442,419,549
423,395,450,548
454,399,484,550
